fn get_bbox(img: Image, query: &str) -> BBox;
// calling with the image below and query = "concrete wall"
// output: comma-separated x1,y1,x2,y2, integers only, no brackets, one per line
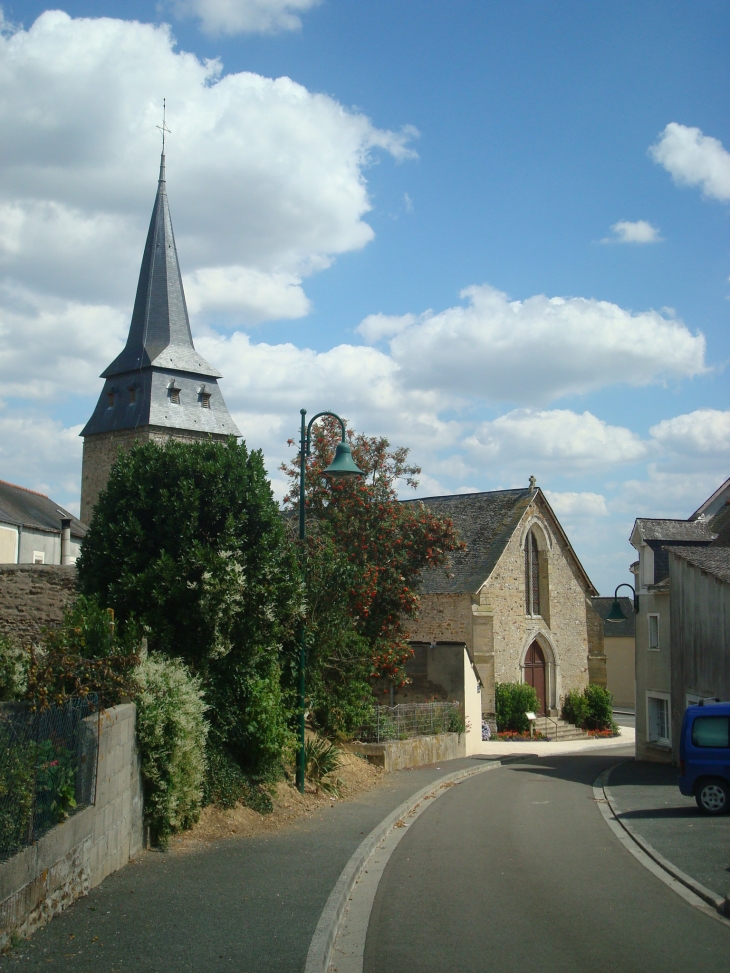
0,565,77,645
634,589,672,763
81,425,227,524
670,555,730,764
0,704,143,949
605,636,635,709
408,498,594,722
345,732,466,772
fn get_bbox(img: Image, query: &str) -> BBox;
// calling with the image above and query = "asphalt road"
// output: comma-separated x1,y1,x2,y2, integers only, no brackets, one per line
364,748,730,973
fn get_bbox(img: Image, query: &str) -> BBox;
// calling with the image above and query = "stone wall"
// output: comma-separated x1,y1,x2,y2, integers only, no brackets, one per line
0,704,143,949
345,732,466,772
81,425,228,523
0,565,77,645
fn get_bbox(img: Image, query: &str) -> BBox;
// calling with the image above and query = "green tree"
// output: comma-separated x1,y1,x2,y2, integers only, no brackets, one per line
77,438,301,777
281,419,461,693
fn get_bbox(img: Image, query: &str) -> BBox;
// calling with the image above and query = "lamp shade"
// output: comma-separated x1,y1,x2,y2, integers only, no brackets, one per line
605,598,628,623
323,441,364,480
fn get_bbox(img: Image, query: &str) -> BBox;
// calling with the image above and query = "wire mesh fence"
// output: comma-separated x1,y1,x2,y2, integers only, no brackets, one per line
0,698,99,862
357,701,464,743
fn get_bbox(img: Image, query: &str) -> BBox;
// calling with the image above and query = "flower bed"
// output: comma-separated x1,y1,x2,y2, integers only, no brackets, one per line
496,730,545,741
586,728,620,738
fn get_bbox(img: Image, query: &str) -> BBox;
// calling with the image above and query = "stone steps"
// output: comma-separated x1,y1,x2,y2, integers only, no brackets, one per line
531,717,590,741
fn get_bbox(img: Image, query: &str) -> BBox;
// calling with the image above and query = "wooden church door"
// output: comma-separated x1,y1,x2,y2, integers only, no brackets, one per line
524,641,547,715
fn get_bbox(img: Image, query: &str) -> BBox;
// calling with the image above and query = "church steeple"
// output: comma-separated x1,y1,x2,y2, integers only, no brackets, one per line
80,143,240,524
102,151,219,379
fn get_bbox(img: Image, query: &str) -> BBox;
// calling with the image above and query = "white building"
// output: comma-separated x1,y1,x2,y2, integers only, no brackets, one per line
0,479,86,566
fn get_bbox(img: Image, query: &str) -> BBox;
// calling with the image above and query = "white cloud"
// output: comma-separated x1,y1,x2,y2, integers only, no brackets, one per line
616,467,727,519
602,220,661,244
0,10,416,343
544,491,609,518
366,285,705,404
356,312,416,343
0,412,83,508
465,409,646,473
650,123,730,202
172,0,321,35
648,408,730,474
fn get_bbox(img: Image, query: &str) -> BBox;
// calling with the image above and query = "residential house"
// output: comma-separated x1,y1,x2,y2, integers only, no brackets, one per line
592,596,635,710
630,477,730,762
0,479,85,565
405,482,602,728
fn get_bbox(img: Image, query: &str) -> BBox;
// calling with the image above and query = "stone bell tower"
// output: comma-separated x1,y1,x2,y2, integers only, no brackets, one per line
79,152,239,524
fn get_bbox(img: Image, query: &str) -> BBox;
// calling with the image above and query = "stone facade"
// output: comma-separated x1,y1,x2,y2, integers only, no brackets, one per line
0,564,77,645
408,495,600,719
0,705,143,949
80,425,228,524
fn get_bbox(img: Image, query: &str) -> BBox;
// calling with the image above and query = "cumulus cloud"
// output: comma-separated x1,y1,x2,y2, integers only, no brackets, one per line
650,123,730,202
648,408,730,475
171,0,321,35
0,412,83,511
543,491,609,518
465,409,646,473
602,220,661,244
0,10,416,343
356,312,417,343
616,468,727,519
362,285,705,404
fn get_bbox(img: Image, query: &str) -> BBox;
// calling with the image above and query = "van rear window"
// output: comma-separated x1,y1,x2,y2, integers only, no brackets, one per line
692,716,730,748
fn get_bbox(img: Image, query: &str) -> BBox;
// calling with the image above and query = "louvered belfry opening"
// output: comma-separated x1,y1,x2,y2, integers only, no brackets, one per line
525,530,540,616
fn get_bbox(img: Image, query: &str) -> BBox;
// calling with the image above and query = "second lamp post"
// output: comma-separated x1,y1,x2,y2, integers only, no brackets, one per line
296,408,364,793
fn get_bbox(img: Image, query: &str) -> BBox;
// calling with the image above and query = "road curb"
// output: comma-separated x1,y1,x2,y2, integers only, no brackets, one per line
594,764,730,926
303,759,507,973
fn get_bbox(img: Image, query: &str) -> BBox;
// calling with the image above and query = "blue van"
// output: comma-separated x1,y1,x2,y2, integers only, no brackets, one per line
679,702,730,815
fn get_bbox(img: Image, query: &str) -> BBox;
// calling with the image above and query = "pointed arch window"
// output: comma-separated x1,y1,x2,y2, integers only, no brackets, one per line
525,530,540,616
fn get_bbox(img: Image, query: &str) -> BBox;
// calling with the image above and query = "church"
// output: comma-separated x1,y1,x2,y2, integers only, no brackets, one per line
79,151,239,523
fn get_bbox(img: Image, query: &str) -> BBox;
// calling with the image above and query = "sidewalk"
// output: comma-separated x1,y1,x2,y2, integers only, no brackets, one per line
475,726,635,757
0,756,499,973
605,759,730,905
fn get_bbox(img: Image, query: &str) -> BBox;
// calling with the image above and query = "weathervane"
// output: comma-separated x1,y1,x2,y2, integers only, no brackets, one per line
157,99,171,152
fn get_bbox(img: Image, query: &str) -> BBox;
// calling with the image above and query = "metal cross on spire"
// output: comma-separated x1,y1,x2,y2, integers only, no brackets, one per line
157,99,171,152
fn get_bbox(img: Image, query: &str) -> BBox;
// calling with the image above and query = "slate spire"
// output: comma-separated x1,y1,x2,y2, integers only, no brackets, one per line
102,151,219,379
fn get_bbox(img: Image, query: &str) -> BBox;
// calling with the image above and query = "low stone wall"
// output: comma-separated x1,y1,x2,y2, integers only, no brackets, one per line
345,732,466,772
0,704,143,949
0,564,77,645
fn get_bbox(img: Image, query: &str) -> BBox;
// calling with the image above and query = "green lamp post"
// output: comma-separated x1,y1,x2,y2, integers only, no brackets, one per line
296,409,364,793
606,582,638,623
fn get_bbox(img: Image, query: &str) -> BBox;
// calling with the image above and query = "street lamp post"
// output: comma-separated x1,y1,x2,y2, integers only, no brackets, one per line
296,409,364,794
605,582,638,623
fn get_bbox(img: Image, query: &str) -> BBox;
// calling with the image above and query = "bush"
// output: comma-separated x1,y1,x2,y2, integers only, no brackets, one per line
304,736,343,796
495,682,539,732
562,685,614,731
0,637,27,701
134,654,209,847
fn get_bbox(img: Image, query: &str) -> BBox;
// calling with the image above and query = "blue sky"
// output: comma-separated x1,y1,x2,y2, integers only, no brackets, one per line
0,0,728,594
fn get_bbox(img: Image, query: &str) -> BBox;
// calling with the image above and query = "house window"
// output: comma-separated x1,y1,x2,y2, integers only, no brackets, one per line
648,614,660,650
525,530,540,616
647,694,670,746
33,551,45,565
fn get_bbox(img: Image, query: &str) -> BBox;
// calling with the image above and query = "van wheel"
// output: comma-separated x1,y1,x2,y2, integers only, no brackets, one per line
695,779,730,815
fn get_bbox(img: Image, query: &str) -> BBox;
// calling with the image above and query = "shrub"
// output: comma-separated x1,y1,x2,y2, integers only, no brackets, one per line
495,682,539,733
202,745,275,815
0,637,28,701
0,730,35,856
562,685,615,731
134,654,209,848
304,736,343,796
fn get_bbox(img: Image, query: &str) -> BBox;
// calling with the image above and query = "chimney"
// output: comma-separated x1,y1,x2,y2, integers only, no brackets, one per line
60,518,72,565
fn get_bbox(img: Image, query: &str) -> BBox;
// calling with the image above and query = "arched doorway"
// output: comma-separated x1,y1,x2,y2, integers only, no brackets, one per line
524,641,547,715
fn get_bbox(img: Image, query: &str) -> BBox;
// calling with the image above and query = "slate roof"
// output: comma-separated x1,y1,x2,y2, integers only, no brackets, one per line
633,519,716,542
708,502,730,548
669,546,730,585
0,480,86,537
81,155,239,439
689,476,730,522
591,596,636,638
401,487,542,594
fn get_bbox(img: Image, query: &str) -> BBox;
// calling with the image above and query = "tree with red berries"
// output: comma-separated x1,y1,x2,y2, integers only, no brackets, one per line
281,417,461,717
